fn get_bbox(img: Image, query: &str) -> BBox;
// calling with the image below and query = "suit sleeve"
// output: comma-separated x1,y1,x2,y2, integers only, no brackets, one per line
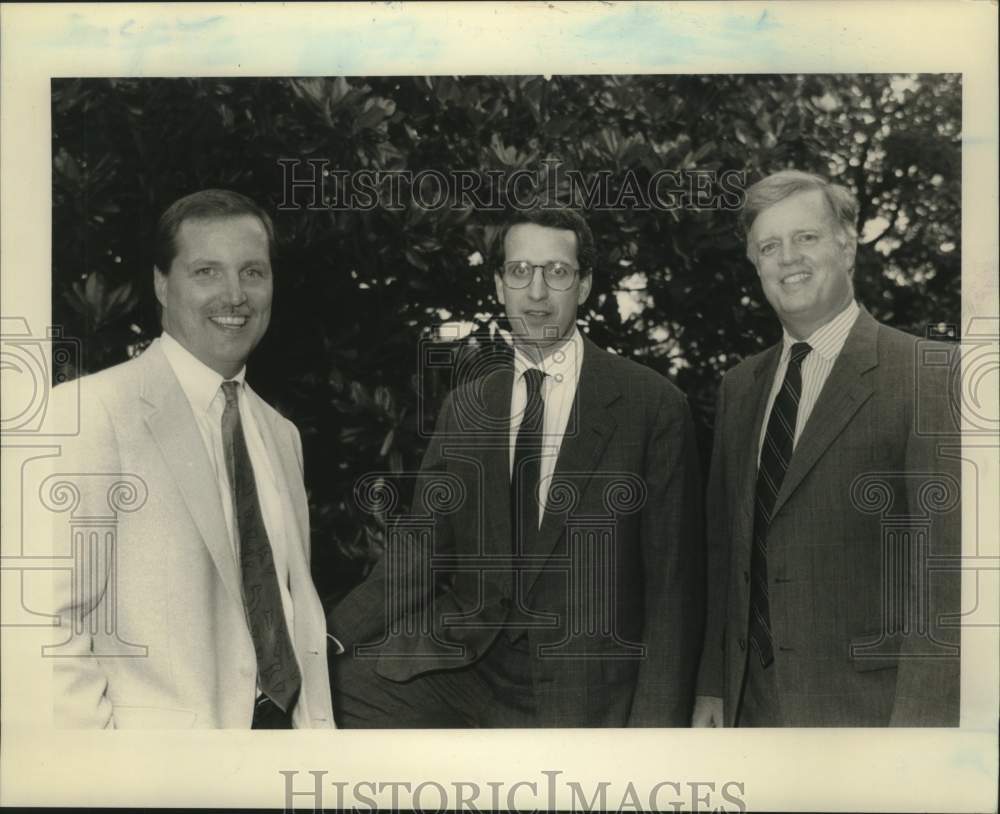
695,375,730,700
327,393,456,650
627,384,705,726
46,383,117,728
891,344,962,725
288,421,310,565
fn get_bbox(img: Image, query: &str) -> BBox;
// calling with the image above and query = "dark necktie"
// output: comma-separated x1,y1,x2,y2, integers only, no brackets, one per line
220,381,302,714
511,368,546,554
749,341,812,668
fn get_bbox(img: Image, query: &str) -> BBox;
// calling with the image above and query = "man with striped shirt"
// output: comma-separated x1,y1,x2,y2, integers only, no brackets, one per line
692,170,961,727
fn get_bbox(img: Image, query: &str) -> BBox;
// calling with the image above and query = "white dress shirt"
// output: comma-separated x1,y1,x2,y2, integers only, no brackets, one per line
159,333,297,639
758,300,861,463
509,327,585,527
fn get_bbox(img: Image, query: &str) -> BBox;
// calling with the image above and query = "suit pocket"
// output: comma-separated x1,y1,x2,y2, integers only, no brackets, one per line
112,705,199,729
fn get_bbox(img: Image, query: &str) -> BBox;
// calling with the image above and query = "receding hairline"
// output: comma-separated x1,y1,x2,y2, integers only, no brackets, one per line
748,186,837,234
743,173,859,263
174,211,271,235
743,172,858,236
503,221,581,247
499,218,593,279
156,212,273,273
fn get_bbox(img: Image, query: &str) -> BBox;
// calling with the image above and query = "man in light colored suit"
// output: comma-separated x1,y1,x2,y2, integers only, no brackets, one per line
330,207,703,727
693,170,961,727
47,189,334,728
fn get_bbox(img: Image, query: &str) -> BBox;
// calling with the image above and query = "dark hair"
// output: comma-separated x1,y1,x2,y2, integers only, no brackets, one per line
152,189,275,273
497,207,596,278
740,170,858,259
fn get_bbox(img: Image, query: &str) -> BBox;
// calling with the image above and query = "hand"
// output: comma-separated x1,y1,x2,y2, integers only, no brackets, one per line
691,694,723,727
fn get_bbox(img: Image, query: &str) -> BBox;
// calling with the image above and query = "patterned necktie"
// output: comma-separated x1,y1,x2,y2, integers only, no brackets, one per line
511,368,546,553
220,381,301,714
749,341,812,668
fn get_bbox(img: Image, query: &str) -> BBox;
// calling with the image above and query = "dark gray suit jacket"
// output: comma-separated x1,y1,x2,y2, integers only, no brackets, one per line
697,307,961,726
331,336,704,726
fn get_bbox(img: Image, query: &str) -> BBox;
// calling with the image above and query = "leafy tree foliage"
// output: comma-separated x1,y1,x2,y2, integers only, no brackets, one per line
51,74,961,600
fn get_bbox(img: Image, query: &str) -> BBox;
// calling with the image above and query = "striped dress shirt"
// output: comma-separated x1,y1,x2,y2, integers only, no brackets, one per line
757,300,861,464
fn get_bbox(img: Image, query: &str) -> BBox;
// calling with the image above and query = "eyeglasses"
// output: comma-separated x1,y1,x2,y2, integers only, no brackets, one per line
501,261,579,291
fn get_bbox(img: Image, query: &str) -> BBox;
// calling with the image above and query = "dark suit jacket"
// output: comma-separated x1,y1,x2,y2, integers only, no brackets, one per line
331,336,704,726
696,307,961,726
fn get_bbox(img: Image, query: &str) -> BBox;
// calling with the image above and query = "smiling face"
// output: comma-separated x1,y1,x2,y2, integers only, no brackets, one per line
154,215,273,378
495,222,592,355
749,188,856,339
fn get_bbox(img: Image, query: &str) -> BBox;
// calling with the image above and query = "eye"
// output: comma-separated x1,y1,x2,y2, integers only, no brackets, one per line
242,267,265,278
796,232,819,244
547,263,570,278
759,242,778,257
192,266,216,276
509,262,532,278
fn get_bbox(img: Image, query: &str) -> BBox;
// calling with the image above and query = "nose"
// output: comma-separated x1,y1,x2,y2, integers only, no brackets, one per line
527,266,548,300
779,240,800,266
223,270,248,306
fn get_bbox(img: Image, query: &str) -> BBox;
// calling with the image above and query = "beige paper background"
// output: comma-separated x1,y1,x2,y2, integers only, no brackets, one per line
1,2,997,810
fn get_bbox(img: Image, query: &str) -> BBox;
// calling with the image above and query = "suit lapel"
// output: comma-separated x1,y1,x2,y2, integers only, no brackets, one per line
521,338,618,596
139,342,244,611
770,308,878,520
735,346,782,527
477,363,515,570
247,387,309,563
248,388,323,700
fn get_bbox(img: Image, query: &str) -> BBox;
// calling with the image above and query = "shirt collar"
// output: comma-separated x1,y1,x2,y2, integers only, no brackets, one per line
781,300,860,362
159,332,247,414
512,326,583,384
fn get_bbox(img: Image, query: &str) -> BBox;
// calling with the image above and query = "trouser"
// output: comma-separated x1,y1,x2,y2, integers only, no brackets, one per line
332,630,539,728
736,649,782,727
251,694,295,729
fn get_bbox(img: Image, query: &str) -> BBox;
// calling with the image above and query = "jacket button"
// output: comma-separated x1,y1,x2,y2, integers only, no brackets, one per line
738,638,746,651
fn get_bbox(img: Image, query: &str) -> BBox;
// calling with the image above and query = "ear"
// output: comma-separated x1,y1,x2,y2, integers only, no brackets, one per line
494,272,506,306
576,273,593,306
841,238,858,277
153,266,168,309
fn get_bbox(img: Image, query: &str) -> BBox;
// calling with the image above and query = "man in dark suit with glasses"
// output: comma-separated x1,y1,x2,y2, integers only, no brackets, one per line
329,207,704,727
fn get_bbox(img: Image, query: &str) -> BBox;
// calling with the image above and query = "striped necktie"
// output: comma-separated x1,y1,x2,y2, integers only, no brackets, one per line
749,342,812,667
221,380,301,714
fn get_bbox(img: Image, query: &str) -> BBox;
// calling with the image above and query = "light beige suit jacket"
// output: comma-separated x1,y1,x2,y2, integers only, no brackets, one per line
46,339,333,728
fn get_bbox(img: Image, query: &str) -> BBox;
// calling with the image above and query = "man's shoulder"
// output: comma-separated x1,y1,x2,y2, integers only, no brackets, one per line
52,350,147,407
587,341,686,403
46,352,153,449
872,318,954,361
246,385,299,435
718,342,778,388
869,319,959,407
